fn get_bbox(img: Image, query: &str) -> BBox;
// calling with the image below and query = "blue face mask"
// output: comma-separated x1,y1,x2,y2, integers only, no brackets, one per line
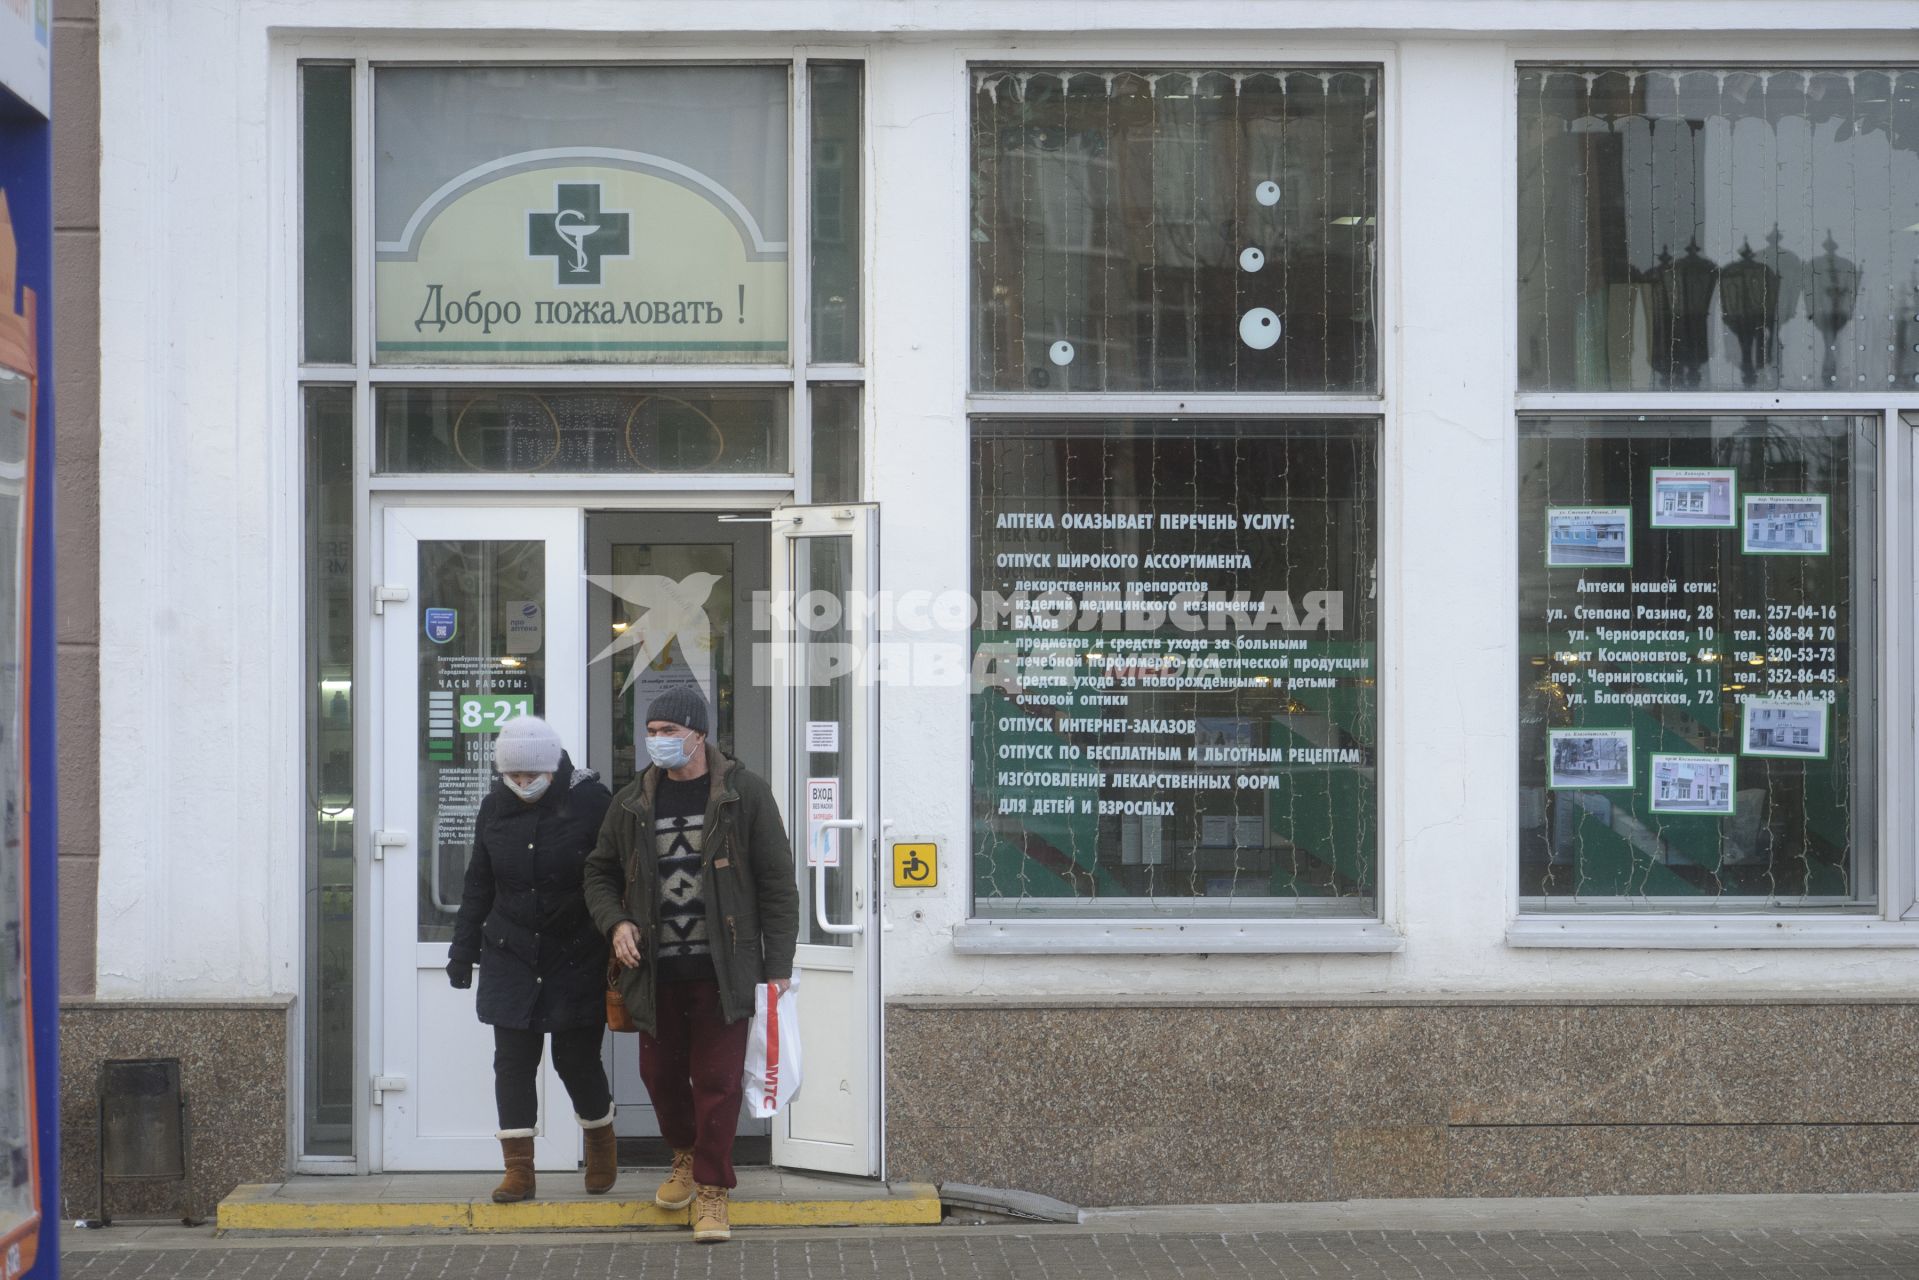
646,734,692,770
502,773,551,803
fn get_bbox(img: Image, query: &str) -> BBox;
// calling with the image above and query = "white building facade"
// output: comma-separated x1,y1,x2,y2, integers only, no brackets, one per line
73,0,1919,1205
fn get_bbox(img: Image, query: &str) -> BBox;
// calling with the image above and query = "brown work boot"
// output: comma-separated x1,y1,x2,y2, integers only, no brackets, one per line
579,1110,617,1195
692,1183,730,1243
492,1131,536,1203
653,1147,695,1210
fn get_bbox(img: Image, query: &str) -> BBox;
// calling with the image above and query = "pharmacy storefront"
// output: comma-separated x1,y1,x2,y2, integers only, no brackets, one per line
298,59,881,1174
84,2,1919,1206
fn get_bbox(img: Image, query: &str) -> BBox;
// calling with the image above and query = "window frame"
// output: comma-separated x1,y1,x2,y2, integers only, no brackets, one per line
957,54,1401,953
1504,53,1919,944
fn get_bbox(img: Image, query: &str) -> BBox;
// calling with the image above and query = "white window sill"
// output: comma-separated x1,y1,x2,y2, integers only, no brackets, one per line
1507,915,1919,950
952,919,1405,955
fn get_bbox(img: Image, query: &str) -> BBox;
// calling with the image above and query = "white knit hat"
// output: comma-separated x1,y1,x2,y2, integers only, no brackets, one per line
494,716,564,773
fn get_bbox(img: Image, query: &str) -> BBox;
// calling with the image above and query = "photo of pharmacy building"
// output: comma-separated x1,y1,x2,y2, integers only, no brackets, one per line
42,0,1919,1220
1746,500,1827,551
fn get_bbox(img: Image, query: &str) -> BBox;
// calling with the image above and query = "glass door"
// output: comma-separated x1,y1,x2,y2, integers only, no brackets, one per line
769,504,880,1176
376,505,585,1171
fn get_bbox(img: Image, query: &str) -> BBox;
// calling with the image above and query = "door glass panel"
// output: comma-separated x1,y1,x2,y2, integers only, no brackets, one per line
376,387,789,476
809,384,861,503
415,540,546,941
792,534,855,948
603,542,736,793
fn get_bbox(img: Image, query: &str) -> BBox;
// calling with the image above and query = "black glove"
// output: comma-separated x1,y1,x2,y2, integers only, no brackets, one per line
446,959,474,989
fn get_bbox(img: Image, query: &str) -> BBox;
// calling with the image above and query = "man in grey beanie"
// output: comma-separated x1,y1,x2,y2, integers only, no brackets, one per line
582,689,798,1244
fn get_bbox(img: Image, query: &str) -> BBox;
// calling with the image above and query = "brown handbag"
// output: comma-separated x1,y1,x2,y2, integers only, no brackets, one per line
605,960,637,1033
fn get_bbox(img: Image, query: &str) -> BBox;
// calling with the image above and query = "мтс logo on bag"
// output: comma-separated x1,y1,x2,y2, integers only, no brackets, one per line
762,984,781,1111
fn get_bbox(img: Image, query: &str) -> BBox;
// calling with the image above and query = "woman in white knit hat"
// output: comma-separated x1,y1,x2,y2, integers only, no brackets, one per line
446,715,618,1203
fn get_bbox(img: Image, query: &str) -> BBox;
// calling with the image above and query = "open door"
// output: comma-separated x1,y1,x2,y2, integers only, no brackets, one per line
585,510,773,1152
768,503,880,1176
375,505,585,1171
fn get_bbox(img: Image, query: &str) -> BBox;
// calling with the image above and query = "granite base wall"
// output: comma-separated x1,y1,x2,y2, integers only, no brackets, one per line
60,1000,293,1221
885,999,1919,1205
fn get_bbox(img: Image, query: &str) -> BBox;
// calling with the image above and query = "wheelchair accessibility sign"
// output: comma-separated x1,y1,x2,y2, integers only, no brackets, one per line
891,842,937,889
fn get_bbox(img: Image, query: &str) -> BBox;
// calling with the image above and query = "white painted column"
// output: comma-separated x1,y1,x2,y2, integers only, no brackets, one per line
865,40,976,995
96,0,292,998
1388,39,1519,985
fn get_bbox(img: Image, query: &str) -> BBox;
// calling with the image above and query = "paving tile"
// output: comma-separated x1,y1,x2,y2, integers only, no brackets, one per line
58,1225,1919,1278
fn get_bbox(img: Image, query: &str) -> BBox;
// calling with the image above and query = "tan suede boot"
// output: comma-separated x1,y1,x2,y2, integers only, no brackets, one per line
692,1183,731,1243
492,1131,536,1203
579,1110,617,1195
653,1147,695,1210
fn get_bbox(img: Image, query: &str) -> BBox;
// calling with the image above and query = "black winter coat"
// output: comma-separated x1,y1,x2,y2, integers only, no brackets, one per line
449,755,614,1032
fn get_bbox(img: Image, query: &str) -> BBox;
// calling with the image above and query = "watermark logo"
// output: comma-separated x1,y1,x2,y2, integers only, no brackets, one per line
752,586,1347,691
582,575,1348,692
586,571,722,695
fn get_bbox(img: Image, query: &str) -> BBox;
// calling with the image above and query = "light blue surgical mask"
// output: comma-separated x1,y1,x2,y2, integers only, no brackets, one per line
646,734,692,770
503,773,551,803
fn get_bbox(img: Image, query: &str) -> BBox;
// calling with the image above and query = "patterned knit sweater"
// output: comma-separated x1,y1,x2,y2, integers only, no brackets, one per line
653,772,715,983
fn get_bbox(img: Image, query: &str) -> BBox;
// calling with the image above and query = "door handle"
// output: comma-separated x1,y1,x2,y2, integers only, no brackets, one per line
430,845,465,915
812,818,866,936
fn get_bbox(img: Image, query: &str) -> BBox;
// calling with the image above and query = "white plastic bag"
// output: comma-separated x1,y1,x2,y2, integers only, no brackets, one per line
743,972,802,1117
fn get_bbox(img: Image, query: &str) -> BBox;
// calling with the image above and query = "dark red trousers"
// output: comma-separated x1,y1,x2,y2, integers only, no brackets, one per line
638,979,751,1189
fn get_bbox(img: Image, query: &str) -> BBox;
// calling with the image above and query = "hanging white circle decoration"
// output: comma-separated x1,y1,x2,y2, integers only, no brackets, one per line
1239,308,1282,350
1048,340,1076,366
1254,180,1281,206
1239,247,1266,272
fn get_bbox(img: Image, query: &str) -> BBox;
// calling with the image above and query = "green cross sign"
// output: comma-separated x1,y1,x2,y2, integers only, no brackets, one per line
527,183,631,286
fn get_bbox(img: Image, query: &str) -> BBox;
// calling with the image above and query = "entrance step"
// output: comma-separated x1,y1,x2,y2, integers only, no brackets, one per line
217,1170,941,1234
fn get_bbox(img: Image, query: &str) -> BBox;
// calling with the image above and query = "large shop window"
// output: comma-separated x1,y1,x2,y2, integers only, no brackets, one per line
373,66,789,365
1518,67,1919,393
1518,416,1878,908
971,420,1379,917
971,68,1379,394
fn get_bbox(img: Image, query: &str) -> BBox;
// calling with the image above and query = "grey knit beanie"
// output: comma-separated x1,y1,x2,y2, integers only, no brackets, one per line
493,715,564,773
645,687,710,735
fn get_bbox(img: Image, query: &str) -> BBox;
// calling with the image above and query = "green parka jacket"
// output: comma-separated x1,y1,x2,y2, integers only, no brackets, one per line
582,744,800,1033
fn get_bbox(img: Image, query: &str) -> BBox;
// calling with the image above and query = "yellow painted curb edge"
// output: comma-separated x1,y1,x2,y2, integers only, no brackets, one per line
468,1200,684,1231
217,1183,944,1234
216,1191,469,1233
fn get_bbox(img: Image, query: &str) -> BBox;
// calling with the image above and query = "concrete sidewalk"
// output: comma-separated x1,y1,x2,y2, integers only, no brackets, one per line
60,1193,1919,1278
1079,1189,1919,1233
